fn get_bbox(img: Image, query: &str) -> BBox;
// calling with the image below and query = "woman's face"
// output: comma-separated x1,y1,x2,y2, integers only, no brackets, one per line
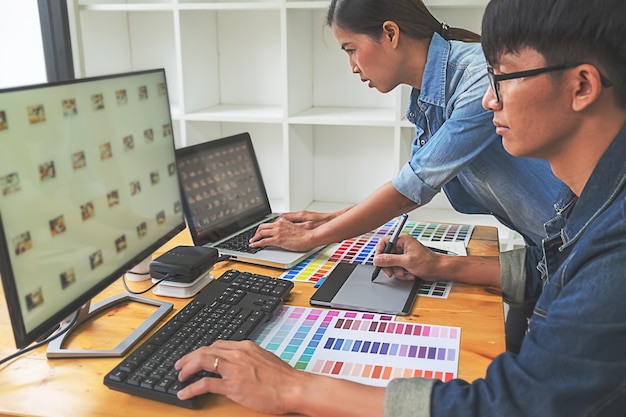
332,25,400,94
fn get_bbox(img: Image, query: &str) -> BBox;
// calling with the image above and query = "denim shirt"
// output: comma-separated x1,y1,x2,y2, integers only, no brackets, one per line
392,33,562,246
385,125,626,416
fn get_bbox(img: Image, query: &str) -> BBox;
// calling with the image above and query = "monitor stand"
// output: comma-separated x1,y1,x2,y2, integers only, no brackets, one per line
46,293,173,359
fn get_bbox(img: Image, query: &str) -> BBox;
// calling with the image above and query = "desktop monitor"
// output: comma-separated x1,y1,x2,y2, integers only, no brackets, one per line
0,69,185,357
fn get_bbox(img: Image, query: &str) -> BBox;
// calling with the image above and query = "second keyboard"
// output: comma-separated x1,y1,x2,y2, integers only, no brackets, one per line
103,269,294,408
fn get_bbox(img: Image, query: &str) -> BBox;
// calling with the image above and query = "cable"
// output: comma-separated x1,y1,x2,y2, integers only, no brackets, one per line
216,254,231,263
122,272,173,295
0,313,78,367
125,270,150,276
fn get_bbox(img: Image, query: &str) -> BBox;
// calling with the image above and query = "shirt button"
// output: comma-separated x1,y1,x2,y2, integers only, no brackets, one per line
420,139,426,146
409,112,415,117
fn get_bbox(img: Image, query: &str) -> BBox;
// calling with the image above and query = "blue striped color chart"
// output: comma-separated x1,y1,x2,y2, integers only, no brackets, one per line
254,306,460,386
323,319,457,362
323,337,456,362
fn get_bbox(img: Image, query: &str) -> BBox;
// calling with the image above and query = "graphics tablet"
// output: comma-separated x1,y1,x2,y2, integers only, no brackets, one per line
309,263,421,315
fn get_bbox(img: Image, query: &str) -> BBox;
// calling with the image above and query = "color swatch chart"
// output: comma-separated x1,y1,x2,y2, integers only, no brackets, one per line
254,306,460,387
407,221,473,245
418,280,452,298
279,220,473,299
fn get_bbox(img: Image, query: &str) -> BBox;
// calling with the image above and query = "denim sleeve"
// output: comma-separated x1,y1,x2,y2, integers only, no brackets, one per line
522,245,544,301
393,78,498,205
499,246,544,306
498,248,527,306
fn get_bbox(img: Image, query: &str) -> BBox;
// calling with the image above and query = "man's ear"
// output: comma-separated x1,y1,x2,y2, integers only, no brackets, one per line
381,21,400,47
572,64,604,112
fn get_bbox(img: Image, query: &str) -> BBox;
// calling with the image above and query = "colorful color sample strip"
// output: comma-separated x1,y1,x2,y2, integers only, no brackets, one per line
255,306,393,370
279,244,340,283
254,306,460,387
324,220,472,266
280,220,471,298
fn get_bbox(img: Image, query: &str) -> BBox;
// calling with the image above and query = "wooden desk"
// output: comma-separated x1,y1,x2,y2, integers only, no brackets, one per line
0,226,504,417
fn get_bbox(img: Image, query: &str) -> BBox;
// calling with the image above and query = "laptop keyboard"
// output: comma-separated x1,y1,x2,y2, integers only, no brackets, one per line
103,269,293,408
216,216,278,254
216,227,262,253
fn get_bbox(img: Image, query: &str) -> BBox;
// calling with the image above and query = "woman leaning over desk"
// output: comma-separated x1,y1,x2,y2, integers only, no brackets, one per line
250,0,562,352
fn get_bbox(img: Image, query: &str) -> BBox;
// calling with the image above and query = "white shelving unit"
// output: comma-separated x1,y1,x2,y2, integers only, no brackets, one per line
67,0,523,247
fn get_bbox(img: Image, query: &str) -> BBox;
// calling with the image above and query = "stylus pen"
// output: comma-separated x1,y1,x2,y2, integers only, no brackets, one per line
426,246,458,256
371,213,409,282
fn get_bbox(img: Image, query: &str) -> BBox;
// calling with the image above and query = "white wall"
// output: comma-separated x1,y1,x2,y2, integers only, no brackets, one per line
0,0,46,88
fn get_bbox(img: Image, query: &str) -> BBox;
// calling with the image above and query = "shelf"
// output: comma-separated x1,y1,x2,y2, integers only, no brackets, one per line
185,104,284,123
69,0,486,212
178,2,284,11
78,1,285,9
289,107,397,126
178,9,282,114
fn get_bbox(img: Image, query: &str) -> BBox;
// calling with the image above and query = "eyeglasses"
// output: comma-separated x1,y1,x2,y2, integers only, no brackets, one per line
487,63,613,102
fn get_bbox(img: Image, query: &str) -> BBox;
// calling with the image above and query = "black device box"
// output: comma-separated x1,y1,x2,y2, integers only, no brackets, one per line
149,246,218,283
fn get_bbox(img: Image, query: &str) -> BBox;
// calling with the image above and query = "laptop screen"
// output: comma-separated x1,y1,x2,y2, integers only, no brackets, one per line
176,132,273,245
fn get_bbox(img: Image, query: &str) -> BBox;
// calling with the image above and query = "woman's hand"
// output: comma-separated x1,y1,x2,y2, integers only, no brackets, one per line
249,217,320,252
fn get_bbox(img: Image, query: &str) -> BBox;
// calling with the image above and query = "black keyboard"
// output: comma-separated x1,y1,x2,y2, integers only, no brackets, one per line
103,269,294,408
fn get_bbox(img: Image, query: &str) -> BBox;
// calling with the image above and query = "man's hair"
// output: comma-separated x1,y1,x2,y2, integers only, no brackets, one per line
481,0,626,108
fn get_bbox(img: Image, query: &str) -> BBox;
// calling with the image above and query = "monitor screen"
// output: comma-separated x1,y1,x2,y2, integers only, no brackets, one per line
0,69,185,350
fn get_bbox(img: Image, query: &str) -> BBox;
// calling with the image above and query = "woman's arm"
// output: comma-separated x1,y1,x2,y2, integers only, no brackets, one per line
250,181,418,251
279,205,355,230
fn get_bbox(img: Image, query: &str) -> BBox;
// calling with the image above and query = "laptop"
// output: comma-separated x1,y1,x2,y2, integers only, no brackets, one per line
175,132,321,269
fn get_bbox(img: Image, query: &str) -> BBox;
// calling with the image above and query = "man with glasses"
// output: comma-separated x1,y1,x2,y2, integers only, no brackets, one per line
375,0,626,415
174,0,626,415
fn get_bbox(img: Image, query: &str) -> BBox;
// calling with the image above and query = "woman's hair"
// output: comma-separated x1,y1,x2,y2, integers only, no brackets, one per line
326,0,480,43
482,0,625,108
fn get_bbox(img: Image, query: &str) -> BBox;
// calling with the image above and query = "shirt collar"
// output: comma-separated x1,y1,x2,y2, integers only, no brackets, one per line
418,32,449,107
561,124,626,244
